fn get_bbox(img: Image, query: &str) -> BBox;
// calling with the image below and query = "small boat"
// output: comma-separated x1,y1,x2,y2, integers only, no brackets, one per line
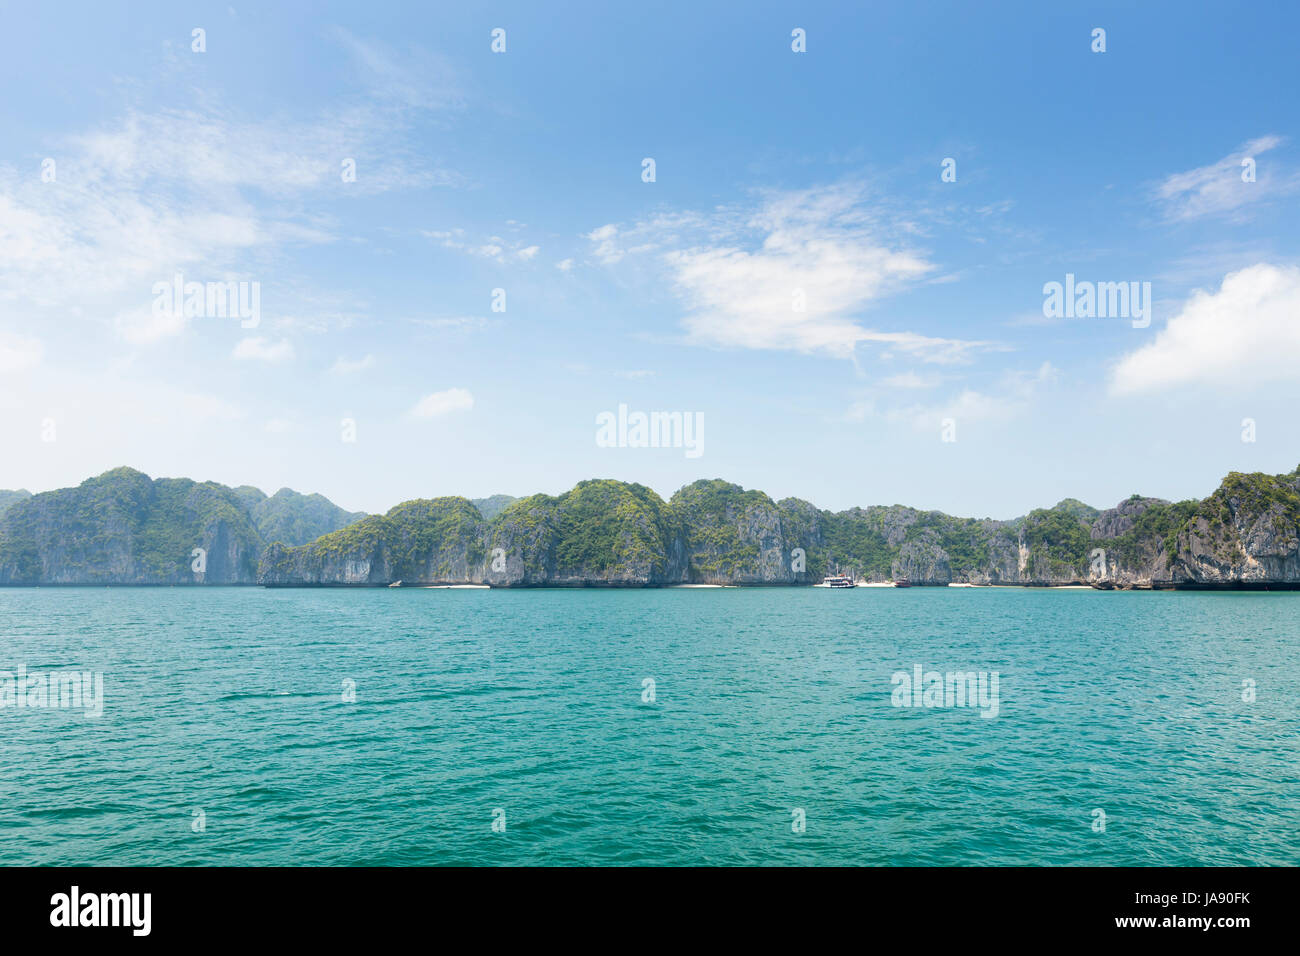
388,580,402,588
821,571,856,588
893,579,912,588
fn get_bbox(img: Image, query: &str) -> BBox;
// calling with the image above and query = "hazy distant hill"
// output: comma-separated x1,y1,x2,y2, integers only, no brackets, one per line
6,465,1300,589
0,489,31,518
246,488,366,546
471,495,517,520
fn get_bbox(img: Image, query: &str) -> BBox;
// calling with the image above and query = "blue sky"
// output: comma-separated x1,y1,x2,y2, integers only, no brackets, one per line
2,1,1298,517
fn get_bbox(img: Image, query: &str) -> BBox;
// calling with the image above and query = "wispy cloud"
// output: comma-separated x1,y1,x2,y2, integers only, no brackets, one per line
410,316,490,332
0,67,464,359
587,183,996,361
870,362,1057,430
1154,136,1297,222
232,336,294,363
880,371,940,389
328,354,376,375
423,228,541,263
0,331,42,372
330,27,465,112
0,109,451,374
410,387,474,418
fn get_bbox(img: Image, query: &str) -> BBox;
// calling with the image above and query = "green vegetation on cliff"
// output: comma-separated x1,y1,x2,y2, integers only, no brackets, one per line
250,489,366,546
1019,507,1093,579
817,509,894,578
494,479,682,579
1107,499,1200,568
1172,467,1300,568
0,467,262,583
0,468,368,585
670,480,774,579
0,489,31,518
7,464,1300,588
261,496,484,582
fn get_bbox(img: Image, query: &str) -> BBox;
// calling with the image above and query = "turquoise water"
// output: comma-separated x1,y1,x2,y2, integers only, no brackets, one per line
0,586,1297,866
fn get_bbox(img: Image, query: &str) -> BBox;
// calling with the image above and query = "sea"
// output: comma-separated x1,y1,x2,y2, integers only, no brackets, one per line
1,585,1296,865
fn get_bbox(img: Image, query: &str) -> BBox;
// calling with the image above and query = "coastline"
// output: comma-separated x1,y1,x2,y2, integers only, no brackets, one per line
8,580,1300,592
7,466,1300,592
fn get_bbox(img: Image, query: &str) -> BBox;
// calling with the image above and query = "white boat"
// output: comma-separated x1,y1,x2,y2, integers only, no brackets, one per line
820,571,856,588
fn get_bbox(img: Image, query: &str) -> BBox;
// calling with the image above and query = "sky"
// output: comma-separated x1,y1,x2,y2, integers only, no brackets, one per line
1,0,1298,518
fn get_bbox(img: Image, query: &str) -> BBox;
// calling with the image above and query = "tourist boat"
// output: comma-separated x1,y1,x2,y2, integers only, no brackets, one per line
893,579,912,588
821,571,856,588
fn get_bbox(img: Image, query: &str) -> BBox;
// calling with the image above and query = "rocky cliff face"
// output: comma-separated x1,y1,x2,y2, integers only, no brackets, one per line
260,481,690,587
7,465,1300,589
260,499,484,585
489,481,688,586
0,468,263,585
1164,471,1300,586
670,480,805,585
0,468,364,585
1091,496,1166,539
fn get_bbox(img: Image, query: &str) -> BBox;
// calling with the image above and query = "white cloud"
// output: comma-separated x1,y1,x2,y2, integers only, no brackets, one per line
0,331,42,372
232,336,294,363
410,387,474,418
0,97,460,359
587,224,622,264
880,371,939,389
843,399,874,423
883,362,1057,430
73,105,455,198
1110,263,1300,394
1154,136,1297,222
422,228,541,263
329,354,376,375
411,316,488,332
113,308,188,345
588,184,994,361
556,258,574,272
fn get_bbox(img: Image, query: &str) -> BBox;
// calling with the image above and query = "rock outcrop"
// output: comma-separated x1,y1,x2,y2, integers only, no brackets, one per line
0,468,263,585
1164,471,1300,586
0,467,363,585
